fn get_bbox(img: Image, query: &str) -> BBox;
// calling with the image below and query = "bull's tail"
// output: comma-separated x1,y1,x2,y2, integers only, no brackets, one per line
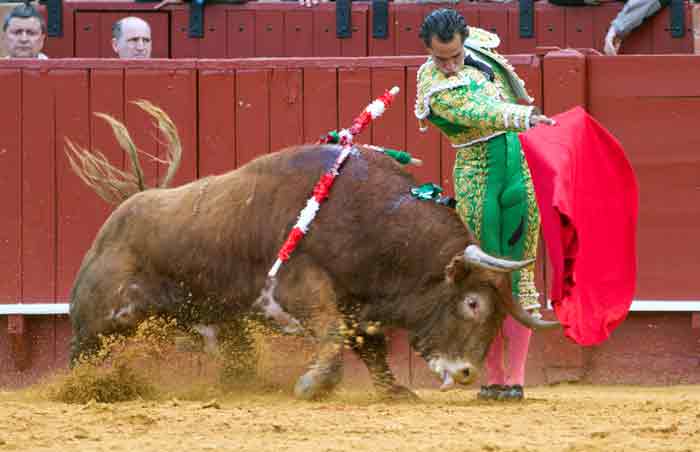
65,100,182,205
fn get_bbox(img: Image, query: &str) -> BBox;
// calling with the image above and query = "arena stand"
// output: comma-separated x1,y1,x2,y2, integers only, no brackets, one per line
9,0,699,59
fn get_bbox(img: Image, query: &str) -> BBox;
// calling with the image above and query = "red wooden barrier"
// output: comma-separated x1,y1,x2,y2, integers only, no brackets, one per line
369,3,396,56
542,49,586,115
1,55,699,386
199,69,237,175
0,56,539,377
313,8,340,57
171,8,227,58
227,10,256,58
395,4,425,56
284,11,314,57
479,4,511,54
20,68,58,381
302,67,338,142
0,70,21,306
271,69,305,150
542,51,700,301
0,71,26,373
586,56,700,299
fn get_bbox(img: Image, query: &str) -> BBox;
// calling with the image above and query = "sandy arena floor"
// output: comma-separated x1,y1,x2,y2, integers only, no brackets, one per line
1,384,699,452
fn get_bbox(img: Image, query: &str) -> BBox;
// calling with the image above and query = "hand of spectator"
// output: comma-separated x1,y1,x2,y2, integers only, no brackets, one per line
530,114,556,128
299,0,327,7
604,26,622,56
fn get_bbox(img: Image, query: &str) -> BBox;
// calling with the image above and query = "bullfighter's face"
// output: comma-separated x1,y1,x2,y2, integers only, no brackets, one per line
427,33,465,78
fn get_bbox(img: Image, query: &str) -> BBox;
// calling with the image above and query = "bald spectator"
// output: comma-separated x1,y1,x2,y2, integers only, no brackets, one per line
2,2,47,59
112,16,152,59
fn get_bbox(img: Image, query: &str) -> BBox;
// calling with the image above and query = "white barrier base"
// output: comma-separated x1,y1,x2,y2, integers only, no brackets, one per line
0,301,698,316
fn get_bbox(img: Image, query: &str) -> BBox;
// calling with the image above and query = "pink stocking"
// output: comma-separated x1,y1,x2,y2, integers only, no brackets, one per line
503,315,532,386
485,328,505,385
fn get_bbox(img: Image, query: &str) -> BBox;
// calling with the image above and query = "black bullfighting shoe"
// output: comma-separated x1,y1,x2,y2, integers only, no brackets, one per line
477,384,507,400
497,385,524,401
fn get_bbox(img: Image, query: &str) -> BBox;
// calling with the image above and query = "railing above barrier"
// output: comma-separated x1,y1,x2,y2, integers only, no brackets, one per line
34,0,697,59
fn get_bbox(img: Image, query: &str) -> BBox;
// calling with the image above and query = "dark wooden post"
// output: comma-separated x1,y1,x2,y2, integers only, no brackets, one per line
542,49,587,116
8,315,31,371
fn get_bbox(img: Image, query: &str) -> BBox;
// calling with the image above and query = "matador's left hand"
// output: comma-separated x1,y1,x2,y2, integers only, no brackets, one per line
530,114,557,128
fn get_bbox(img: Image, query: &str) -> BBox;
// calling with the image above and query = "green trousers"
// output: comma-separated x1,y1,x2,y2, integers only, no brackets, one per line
453,132,541,311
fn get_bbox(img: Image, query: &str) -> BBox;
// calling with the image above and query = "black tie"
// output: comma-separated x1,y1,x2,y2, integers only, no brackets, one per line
464,54,495,82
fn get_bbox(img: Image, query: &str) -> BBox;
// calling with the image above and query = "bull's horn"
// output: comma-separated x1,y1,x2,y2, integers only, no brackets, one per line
464,245,535,272
499,291,560,330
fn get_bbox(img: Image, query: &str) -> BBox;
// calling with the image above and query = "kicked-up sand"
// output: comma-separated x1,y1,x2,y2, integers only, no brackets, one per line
1,318,698,451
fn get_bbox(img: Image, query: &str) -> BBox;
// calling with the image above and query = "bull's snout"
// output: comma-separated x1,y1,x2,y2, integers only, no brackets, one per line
449,363,478,386
452,366,474,384
429,358,479,389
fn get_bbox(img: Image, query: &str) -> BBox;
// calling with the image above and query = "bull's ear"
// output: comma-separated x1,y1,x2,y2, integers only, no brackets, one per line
445,254,470,284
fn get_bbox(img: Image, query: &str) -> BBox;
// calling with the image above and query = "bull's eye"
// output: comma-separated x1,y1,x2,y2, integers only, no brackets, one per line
459,296,484,322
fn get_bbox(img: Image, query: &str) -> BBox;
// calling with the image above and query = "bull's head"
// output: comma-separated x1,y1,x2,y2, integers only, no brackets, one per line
410,245,558,388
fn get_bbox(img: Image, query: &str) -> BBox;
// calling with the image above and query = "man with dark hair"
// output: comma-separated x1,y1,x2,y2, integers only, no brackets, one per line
415,8,555,401
112,16,152,59
2,2,47,59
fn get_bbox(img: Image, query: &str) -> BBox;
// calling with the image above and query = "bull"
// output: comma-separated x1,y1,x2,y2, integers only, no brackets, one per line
67,102,557,400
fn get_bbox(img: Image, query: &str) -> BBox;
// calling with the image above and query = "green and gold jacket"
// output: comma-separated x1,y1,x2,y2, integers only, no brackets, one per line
414,28,536,148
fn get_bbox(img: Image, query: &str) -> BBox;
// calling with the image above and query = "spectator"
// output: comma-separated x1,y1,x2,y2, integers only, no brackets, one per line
604,0,665,55
112,16,152,59
2,2,47,59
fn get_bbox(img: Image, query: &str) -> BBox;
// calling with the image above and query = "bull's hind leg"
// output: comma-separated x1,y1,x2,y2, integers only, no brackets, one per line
349,332,418,401
69,254,157,364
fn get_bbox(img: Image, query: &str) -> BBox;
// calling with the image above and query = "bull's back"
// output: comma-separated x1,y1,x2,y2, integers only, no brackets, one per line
78,144,459,303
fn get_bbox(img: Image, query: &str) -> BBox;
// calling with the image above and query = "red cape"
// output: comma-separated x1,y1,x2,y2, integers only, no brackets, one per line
519,107,639,346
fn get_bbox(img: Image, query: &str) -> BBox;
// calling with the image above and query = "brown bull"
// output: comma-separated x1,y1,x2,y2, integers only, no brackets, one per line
68,102,557,400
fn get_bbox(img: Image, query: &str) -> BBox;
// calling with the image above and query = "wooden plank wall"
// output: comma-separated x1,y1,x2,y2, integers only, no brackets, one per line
40,2,695,59
585,56,700,300
542,52,700,301
0,56,538,382
0,53,699,384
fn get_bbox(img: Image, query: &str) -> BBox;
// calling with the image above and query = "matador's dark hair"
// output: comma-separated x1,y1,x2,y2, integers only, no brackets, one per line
419,8,468,48
2,1,47,33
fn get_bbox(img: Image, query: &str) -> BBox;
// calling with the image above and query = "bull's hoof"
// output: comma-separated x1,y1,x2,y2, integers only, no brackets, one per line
380,385,420,402
281,319,304,335
294,372,331,400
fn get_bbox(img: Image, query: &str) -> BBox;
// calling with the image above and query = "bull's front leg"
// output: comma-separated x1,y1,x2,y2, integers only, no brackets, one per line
349,331,418,401
293,322,344,400
268,256,345,400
